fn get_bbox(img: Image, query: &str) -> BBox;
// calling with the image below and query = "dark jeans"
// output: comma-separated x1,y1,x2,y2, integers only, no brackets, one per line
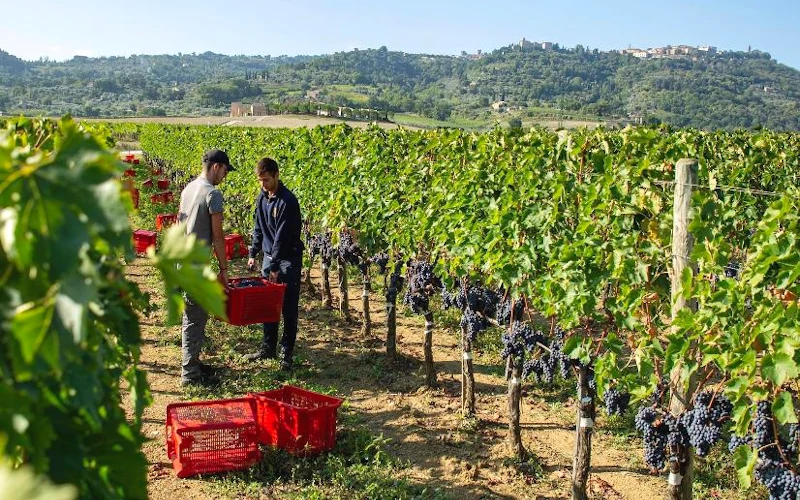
261,255,301,360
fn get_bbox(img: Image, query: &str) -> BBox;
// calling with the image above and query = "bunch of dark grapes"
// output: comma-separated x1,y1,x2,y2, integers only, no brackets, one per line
523,357,557,383
723,260,740,280
406,260,441,294
441,286,465,310
402,290,429,314
728,433,751,453
496,296,525,325
548,329,572,380
370,252,390,274
337,230,363,267
501,322,539,361
635,407,669,470
664,413,689,452
402,260,440,314
754,401,783,462
460,308,488,342
756,463,800,500
310,232,336,265
481,288,501,318
749,402,800,500
603,388,631,416
679,390,732,457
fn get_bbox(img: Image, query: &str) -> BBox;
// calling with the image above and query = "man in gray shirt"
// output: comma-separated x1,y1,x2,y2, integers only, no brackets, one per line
178,149,234,387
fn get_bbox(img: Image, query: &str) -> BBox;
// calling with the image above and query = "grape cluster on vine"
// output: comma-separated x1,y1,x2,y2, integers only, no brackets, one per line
337,230,363,268
679,390,732,457
603,388,631,416
501,321,542,362
727,401,800,500
309,232,336,265
495,296,525,325
460,308,489,342
402,260,441,314
635,407,669,470
370,252,390,274
635,390,733,473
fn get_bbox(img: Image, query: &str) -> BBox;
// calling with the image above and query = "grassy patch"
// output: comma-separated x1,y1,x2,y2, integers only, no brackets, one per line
207,424,450,500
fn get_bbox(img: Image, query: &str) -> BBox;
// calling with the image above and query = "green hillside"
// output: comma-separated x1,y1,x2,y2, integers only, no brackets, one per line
1,42,799,130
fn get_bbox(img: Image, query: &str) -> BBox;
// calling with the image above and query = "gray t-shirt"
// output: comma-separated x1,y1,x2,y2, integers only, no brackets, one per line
178,176,224,247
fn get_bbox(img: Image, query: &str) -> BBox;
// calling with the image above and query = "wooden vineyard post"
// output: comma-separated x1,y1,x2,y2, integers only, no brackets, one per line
337,254,351,321
361,270,371,335
385,270,400,362
461,324,476,418
668,158,698,500
571,364,595,500
508,355,525,461
423,311,436,387
320,260,332,308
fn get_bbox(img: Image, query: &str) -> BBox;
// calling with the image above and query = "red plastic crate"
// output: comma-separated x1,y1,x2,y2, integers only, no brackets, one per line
158,178,170,189
124,168,137,177
224,234,248,260
165,398,261,478
225,278,285,326
133,229,156,254
150,191,174,204
250,386,343,456
156,213,178,231
142,178,154,189
125,154,135,161
133,158,140,165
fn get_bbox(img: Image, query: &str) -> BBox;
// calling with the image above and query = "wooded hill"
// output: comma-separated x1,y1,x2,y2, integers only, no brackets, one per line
1,42,799,130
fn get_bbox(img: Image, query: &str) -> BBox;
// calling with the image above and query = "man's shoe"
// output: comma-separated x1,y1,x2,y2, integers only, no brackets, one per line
181,372,221,388
243,349,277,362
199,362,220,375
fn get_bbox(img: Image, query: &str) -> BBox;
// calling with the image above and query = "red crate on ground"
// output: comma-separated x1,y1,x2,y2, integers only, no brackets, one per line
225,278,285,326
156,213,178,231
142,178,154,189
133,158,140,165
130,188,140,209
150,191,174,204
124,168,136,177
224,234,248,260
133,230,157,254
165,398,261,478
250,386,343,456
157,178,170,189
125,154,135,162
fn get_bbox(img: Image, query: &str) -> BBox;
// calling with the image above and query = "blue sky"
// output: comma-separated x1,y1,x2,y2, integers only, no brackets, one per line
2,0,798,70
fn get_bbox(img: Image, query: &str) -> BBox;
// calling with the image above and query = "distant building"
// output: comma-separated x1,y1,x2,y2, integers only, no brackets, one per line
519,38,534,49
250,102,266,116
230,102,245,117
230,101,267,117
698,45,717,53
540,41,553,50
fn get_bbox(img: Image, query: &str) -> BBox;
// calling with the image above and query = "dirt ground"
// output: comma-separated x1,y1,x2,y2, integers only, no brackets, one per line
125,258,667,500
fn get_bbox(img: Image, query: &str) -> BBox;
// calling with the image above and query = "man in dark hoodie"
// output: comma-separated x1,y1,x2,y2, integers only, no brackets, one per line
244,157,304,371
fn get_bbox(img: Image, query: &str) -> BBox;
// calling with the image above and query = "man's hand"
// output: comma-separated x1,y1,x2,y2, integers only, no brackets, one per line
247,257,256,271
218,269,229,290
268,270,279,283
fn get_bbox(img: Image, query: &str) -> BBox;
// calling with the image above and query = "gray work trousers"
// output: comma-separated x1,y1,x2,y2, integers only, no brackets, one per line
181,294,208,382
